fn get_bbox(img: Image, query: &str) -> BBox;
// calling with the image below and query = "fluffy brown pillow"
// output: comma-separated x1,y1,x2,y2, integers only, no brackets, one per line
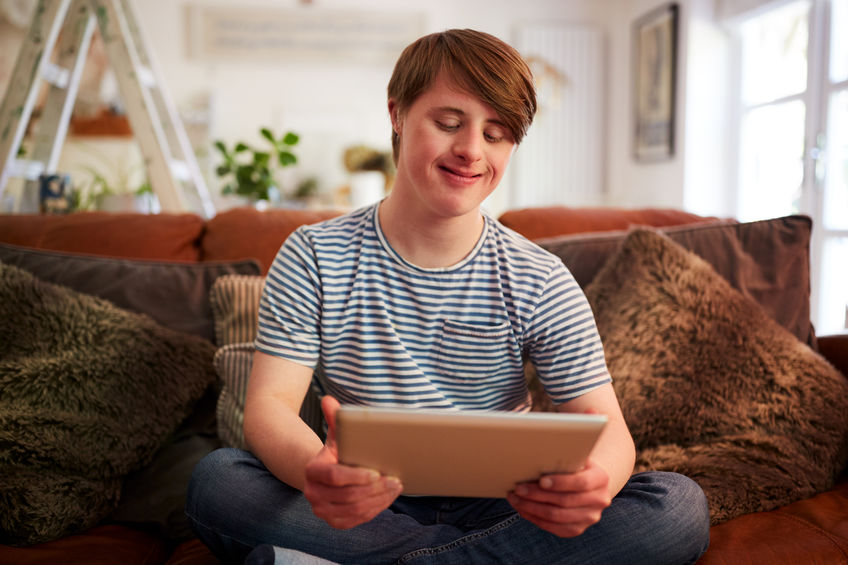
584,229,848,525
0,263,216,545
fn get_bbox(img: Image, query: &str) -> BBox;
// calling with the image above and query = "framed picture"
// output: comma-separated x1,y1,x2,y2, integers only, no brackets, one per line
632,3,679,161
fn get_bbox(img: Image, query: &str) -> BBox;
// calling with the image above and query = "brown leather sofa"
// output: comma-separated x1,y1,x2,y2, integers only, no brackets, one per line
0,205,846,564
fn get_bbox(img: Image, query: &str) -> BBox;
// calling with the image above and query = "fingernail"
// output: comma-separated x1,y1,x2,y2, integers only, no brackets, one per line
386,476,402,489
540,476,553,489
366,469,380,481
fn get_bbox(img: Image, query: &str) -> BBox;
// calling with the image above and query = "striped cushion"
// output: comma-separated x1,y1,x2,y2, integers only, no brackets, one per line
209,275,265,346
209,275,324,446
213,343,253,449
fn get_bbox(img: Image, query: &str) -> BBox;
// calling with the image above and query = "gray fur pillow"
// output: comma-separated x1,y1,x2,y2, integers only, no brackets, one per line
0,262,216,546
584,229,848,525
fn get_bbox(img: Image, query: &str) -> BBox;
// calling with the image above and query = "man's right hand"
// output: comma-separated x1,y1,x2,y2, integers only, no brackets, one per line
303,396,404,529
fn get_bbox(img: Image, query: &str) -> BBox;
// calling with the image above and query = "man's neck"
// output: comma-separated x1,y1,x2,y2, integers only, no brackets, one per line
378,197,484,269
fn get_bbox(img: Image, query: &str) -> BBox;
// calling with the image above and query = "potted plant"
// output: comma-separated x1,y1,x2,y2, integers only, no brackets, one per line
69,144,158,213
213,128,299,205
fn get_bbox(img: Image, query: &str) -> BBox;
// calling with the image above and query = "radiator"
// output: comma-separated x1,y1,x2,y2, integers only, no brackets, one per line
511,25,605,208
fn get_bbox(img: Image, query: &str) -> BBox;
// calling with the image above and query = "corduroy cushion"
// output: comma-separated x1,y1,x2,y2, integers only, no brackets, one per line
209,275,324,445
214,344,255,449
209,274,266,346
583,229,848,525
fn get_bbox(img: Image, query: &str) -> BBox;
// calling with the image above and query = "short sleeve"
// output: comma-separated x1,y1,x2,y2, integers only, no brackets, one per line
525,262,611,403
255,228,323,367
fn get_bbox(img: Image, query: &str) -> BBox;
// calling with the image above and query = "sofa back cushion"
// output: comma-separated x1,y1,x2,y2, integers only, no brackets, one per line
536,216,815,347
0,243,261,343
202,207,343,273
498,206,715,240
0,212,205,261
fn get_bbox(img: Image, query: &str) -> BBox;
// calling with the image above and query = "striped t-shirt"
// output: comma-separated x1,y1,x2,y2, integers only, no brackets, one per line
255,204,610,412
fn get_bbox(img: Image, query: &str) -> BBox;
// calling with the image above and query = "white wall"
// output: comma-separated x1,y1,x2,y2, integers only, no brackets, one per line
131,0,616,215
1,0,734,217
606,0,684,209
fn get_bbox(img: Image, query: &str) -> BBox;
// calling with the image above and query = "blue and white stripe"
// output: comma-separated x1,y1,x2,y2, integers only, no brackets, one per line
256,204,610,411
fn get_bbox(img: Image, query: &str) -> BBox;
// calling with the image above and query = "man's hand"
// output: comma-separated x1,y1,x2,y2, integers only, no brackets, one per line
303,396,403,529
507,459,611,537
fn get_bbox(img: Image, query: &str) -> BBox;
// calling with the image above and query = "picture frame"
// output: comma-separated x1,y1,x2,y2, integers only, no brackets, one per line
632,3,679,161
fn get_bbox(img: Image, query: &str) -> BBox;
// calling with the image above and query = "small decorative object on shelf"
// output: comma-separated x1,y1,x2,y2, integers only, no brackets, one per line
343,145,395,208
39,173,73,215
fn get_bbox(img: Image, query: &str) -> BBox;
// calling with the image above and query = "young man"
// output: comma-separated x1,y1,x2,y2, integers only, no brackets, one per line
187,29,710,564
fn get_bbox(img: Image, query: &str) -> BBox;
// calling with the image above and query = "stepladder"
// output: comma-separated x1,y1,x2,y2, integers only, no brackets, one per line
0,0,215,217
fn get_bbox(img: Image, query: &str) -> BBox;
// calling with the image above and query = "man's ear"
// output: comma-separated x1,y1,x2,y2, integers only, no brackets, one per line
388,100,402,135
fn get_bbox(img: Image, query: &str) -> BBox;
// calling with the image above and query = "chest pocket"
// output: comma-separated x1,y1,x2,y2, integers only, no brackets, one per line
435,319,515,381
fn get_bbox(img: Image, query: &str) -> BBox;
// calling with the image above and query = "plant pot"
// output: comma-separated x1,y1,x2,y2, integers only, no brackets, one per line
349,171,385,209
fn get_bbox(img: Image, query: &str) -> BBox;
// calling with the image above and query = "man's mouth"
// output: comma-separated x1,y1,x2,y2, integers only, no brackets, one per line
440,165,481,179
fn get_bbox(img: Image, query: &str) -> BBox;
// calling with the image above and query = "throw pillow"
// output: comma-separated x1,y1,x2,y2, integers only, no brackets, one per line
0,263,216,546
0,242,262,343
210,274,266,346
583,229,848,525
215,343,255,449
538,215,815,347
209,275,324,445
109,384,221,542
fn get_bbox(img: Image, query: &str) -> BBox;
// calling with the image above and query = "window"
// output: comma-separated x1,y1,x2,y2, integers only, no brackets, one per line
733,0,848,334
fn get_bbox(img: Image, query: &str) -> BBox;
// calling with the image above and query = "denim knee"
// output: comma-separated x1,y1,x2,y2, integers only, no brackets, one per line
187,448,234,511
624,471,711,564
185,448,258,562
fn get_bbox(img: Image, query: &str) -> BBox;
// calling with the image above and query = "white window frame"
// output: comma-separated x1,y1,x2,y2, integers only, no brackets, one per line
729,0,848,334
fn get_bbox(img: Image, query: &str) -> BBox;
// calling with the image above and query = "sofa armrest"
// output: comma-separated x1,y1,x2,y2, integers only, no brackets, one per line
818,333,848,380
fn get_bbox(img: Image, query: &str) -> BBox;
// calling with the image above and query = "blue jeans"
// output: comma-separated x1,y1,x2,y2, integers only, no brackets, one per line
186,448,710,565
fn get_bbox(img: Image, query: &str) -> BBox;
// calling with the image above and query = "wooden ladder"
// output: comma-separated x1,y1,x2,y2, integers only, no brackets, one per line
0,0,215,217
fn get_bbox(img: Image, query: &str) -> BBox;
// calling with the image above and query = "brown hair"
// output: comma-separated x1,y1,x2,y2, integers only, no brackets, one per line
387,29,537,163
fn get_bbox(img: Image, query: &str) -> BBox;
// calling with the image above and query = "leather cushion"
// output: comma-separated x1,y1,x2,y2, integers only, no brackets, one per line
202,207,342,274
0,212,205,261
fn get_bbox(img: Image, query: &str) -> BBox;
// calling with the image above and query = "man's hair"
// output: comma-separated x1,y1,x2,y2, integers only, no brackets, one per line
387,29,537,163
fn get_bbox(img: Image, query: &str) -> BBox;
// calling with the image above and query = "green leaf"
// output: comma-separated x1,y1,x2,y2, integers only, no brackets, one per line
213,140,227,154
253,152,271,167
260,128,275,142
215,164,231,176
234,142,250,153
278,151,297,166
283,132,299,145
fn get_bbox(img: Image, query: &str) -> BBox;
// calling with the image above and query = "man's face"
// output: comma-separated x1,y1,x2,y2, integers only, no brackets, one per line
389,73,516,220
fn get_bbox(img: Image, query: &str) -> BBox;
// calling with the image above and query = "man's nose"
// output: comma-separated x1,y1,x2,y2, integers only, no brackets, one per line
452,130,483,163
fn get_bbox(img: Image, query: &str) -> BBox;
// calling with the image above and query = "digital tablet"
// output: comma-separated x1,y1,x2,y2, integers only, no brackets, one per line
336,405,607,498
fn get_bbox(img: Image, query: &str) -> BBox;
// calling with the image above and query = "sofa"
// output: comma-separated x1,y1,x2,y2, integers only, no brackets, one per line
0,205,846,565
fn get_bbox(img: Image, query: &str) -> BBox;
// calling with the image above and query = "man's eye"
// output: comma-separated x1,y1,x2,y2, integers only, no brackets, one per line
485,132,504,142
437,121,459,131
